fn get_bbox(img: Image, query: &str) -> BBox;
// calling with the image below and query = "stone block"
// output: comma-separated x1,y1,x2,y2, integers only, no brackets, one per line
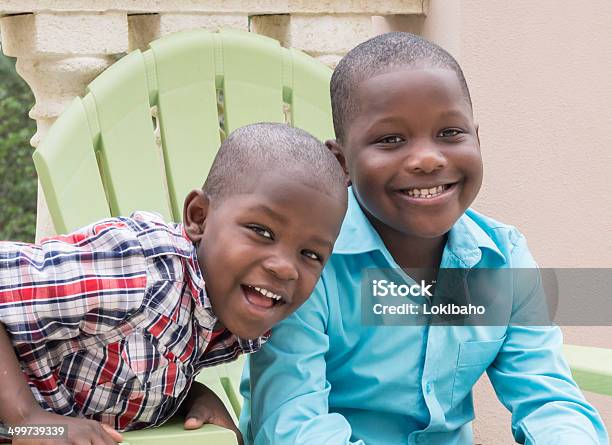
157,13,249,36
286,14,374,55
0,0,425,15
250,14,290,45
1,12,128,56
0,14,36,57
128,14,161,52
315,53,343,68
129,13,249,51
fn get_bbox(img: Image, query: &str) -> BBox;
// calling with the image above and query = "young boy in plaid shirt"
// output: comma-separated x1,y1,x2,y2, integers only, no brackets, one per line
0,123,347,445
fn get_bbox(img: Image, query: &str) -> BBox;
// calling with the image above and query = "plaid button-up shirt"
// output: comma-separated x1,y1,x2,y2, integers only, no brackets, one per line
0,212,267,431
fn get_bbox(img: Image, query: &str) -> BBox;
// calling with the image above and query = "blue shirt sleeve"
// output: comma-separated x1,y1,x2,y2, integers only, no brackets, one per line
239,276,365,445
487,230,609,445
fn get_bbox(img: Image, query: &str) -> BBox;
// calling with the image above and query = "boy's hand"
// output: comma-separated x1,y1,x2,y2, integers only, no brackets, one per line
182,381,243,445
10,407,123,445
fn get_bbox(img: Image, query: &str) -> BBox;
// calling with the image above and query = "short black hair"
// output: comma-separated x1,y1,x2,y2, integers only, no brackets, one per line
203,122,347,204
330,32,473,142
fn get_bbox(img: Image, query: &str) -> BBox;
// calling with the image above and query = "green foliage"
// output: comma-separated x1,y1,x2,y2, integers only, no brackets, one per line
0,54,37,242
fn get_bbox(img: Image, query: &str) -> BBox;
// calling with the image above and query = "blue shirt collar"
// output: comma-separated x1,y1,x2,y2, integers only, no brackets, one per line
333,188,386,255
333,188,506,267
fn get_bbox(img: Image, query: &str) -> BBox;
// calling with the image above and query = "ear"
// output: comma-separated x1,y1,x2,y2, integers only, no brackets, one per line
325,139,351,187
183,189,210,243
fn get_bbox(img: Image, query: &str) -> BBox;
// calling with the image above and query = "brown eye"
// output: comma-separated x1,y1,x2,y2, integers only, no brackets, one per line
379,135,404,144
247,225,274,240
302,250,323,262
438,128,463,138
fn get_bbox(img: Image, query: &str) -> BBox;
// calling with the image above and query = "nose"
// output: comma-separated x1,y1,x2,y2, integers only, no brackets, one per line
404,142,447,174
262,252,299,281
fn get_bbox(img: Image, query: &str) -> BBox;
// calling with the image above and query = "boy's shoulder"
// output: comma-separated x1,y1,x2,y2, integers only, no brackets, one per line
52,211,194,260
128,211,194,260
461,208,530,264
464,208,523,244
87,210,176,235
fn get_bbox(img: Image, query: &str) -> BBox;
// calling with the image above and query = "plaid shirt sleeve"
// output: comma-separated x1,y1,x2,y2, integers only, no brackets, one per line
0,218,148,344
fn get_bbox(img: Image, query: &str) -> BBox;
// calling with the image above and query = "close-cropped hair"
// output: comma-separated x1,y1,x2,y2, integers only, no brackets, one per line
203,122,347,203
330,32,473,143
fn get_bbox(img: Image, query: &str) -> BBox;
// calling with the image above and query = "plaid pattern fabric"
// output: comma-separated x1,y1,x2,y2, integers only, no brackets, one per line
0,212,267,431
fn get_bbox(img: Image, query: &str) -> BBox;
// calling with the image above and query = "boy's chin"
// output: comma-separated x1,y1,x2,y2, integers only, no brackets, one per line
396,222,454,241
233,330,267,341
402,214,461,239
223,322,268,340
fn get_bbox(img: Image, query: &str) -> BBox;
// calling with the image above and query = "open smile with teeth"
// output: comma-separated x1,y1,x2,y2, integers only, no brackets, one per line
246,285,284,303
401,184,452,199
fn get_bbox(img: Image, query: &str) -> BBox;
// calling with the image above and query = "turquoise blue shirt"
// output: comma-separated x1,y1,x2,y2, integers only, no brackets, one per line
239,189,608,445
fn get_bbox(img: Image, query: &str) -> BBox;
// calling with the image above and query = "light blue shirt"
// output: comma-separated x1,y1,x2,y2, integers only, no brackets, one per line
239,189,608,445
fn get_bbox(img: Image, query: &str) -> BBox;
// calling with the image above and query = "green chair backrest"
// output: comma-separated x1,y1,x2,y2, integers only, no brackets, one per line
33,29,333,234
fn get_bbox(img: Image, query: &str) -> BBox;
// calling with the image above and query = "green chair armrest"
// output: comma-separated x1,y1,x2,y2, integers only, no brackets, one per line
119,366,239,445
563,344,612,396
120,419,238,445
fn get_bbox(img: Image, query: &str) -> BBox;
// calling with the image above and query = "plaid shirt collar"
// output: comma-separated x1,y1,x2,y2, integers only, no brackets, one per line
177,225,269,353
134,215,267,352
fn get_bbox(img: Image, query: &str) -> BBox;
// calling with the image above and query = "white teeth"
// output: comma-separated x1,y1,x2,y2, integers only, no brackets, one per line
405,185,447,198
253,286,282,301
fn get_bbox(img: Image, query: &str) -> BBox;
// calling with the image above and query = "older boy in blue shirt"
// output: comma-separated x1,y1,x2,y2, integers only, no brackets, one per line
239,33,608,444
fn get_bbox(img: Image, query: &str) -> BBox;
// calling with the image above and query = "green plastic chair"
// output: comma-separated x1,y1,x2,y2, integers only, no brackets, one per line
563,344,612,396
33,28,333,235
32,28,333,444
121,369,239,445
217,355,247,417
31,27,611,442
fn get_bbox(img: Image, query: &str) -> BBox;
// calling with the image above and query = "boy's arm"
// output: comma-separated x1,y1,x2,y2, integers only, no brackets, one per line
487,232,608,445
239,279,364,445
0,322,41,426
488,324,607,445
180,381,244,445
0,323,124,444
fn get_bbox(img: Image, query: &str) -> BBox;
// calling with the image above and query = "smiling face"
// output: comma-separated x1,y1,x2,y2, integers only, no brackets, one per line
331,67,483,248
183,172,345,340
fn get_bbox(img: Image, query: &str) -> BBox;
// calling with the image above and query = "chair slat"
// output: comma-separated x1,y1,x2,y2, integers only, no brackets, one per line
289,48,335,142
149,31,221,220
220,30,285,132
87,51,172,220
33,98,110,234
216,355,246,417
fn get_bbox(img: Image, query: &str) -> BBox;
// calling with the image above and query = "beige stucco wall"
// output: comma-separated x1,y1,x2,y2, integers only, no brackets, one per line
1,0,610,443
